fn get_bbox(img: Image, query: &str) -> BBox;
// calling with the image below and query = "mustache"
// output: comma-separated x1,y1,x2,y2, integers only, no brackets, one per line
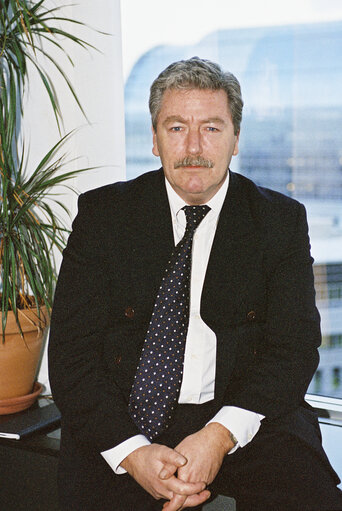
174,156,214,169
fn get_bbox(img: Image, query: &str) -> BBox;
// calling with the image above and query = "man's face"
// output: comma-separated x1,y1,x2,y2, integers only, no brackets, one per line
152,88,239,205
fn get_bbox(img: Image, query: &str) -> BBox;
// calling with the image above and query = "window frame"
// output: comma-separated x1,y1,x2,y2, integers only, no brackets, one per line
306,393,342,421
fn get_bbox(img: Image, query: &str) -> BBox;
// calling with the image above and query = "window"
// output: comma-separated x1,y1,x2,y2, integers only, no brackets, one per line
122,2,342,399
314,264,342,306
333,368,341,390
313,370,323,394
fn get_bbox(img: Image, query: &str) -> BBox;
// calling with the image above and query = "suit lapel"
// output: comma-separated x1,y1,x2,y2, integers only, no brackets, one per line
201,171,263,326
130,170,174,314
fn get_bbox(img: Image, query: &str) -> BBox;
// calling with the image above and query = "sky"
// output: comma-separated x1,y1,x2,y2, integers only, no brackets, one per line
121,0,342,79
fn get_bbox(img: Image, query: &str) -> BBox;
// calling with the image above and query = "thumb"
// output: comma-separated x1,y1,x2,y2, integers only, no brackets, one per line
159,452,188,480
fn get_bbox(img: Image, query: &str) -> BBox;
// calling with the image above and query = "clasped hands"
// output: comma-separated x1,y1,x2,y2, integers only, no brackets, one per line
121,422,234,511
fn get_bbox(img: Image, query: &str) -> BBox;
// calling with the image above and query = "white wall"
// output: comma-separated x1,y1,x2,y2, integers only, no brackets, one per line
23,0,126,207
24,0,126,390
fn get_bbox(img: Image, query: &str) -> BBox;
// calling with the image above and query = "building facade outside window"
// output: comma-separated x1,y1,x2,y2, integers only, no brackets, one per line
123,19,342,399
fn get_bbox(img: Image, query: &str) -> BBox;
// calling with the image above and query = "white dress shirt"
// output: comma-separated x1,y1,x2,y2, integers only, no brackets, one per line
102,173,263,474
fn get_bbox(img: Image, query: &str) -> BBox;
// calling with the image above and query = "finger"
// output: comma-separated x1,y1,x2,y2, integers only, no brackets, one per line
179,489,211,508
160,447,188,472
159,448,188,480
162,493,187,511
159,462,179,480
163,490,211,511
166,477,207,497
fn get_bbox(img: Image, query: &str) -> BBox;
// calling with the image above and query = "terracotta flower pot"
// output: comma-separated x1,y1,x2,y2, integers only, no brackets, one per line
0,307,49,408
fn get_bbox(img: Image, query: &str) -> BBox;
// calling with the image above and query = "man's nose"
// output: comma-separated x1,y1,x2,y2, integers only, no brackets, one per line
186,129,202,155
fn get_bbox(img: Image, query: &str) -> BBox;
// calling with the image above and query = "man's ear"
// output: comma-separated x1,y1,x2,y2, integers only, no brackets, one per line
152,126,160,157
233,130,240,156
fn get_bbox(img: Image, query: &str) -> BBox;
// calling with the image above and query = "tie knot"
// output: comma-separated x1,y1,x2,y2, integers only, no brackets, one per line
183,205,211,233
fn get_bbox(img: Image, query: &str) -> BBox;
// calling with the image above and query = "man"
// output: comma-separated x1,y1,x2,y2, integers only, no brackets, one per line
49,57,342,510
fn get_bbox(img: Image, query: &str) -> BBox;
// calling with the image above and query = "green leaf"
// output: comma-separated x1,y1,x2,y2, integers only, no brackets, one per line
0,0,101,336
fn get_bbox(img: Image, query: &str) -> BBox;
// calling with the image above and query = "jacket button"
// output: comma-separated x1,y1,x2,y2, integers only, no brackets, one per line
124,306,135,319
114,355,122,365
247,310,256,321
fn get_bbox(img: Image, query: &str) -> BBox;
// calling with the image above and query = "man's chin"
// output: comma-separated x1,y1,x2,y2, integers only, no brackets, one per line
181,181,206,196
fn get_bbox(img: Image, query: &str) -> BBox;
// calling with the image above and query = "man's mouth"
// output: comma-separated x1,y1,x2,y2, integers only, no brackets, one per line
174,156,214,169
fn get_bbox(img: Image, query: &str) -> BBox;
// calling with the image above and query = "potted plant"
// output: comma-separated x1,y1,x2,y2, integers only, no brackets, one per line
0,0,92,413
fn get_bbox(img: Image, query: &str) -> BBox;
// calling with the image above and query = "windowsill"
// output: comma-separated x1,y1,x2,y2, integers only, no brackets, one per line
306,393,342,421
306,394,342,488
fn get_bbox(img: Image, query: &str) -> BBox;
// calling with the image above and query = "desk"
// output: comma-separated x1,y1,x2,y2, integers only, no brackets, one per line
0,420,60,511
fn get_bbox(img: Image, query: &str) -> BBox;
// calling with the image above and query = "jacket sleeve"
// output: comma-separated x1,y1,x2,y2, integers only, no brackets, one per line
48,191,142,453
223,202,321,419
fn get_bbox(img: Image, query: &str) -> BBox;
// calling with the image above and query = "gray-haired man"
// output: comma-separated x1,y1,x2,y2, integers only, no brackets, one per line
49,57,342,510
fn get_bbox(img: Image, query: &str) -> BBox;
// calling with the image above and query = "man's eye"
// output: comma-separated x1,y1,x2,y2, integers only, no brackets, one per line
170,126,182,132
207,126,219,132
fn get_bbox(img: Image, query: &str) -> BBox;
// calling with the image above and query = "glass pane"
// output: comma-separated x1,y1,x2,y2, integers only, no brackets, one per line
123,9,342,398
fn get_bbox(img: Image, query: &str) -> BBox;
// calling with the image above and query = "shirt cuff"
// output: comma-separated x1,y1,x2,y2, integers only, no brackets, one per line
101,434,151,474
207,406,264,454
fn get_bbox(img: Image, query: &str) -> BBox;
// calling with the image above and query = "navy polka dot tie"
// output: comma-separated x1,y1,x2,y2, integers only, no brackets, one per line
129,205,210,441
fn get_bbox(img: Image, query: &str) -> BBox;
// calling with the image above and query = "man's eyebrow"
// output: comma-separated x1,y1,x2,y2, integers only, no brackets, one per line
163,115,186,124
203,117,226,125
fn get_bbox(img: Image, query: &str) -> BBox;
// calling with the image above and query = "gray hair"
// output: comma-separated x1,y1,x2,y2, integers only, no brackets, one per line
149,57,243,135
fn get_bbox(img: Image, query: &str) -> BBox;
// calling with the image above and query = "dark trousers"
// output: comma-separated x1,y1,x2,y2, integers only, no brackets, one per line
58,404,342,511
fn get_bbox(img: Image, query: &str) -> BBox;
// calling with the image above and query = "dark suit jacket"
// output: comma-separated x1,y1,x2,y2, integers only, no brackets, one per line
48,169,321,493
